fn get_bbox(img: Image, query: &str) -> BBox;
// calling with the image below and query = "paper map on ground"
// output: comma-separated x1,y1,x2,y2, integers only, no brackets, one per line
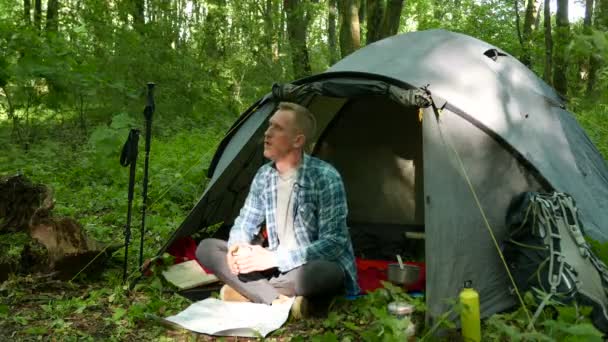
164,297,295,337
161,260,219,290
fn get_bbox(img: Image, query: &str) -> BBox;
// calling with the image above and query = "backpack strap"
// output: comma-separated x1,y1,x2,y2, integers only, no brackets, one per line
531,193,577,296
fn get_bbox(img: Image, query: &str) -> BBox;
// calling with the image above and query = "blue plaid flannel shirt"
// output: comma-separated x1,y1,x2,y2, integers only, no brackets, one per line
227,154,360,295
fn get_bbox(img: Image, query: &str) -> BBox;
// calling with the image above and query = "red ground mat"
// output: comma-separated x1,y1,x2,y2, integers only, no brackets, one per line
356,257,426,293
166,237,213,274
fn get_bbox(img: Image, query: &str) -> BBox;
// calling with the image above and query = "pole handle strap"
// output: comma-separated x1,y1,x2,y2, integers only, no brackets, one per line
120,129,140,167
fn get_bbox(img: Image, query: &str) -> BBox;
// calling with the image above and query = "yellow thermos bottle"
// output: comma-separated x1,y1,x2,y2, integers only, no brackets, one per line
460,280,481,342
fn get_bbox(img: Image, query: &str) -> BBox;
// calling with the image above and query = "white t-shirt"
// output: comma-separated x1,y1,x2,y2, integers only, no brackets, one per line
276,168,298,250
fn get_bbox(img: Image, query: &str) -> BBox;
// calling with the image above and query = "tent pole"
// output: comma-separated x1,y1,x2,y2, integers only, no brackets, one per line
120,129,140,283
140,83,155,269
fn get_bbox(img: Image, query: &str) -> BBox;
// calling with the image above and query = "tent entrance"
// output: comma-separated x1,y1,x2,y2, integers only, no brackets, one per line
311,95,425,261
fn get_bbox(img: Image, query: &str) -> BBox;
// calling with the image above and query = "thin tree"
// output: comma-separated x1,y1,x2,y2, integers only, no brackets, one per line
380,0,404,38
328,0,339,64
24,0,31,24
521,0,540,67
534,1,542,28
585,0,596,95
46,0,59,33
366,0,404,45
366,0,385,44
515,0,524,54
553,0,569,96
338,0,361,57
203,0,228,60
34,0,42,31
132,0,145,33
261,0,277,60
359,0,366,42
285,0,312,78
543,0,553,84
588,0,607,96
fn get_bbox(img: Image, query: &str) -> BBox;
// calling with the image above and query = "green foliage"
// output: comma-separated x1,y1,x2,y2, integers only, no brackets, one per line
0,112,220,260
288,282,422,341
586,236,608,266
0,232,30,262
1,0,607,340
483,293,603,341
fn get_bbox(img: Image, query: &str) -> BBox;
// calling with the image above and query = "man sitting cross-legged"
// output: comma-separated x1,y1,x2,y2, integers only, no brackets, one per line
196,102,359,318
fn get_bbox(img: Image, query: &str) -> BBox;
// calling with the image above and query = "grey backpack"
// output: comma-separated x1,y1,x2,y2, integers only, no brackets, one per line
504,192,608,332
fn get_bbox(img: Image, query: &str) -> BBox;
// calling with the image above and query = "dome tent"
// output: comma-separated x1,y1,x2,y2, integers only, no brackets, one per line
158,29,608,321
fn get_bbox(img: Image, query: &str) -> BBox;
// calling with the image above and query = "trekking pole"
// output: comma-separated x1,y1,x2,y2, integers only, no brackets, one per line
120,129,140,283
139,82,155,269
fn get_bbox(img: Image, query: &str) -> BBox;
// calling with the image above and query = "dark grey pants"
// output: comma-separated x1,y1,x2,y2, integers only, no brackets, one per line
196,238,345,304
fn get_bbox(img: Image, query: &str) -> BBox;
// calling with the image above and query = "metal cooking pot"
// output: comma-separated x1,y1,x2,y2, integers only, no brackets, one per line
387,263,420,286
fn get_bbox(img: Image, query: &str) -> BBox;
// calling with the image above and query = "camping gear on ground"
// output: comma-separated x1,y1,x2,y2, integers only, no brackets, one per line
120,128,140,282
161,259,219,290
357,258,426,293
504,192,608,332
396,254,405,268
388,301,415,318
388,301,416,339
154,29,608,322
459,281,481,342
388,263,420,287
140,82,155,269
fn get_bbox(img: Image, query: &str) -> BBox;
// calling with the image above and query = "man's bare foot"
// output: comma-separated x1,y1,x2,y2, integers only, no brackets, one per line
219,285,251,302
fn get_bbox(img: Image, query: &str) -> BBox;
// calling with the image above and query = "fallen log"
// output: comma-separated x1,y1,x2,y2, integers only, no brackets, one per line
0,174,121,281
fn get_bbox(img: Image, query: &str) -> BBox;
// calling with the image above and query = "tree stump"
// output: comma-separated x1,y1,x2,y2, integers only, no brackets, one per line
0,175,120,281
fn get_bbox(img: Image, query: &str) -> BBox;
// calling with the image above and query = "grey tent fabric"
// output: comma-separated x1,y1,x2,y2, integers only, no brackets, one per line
159,29,608,322
422,107,545,319
327,29,608,241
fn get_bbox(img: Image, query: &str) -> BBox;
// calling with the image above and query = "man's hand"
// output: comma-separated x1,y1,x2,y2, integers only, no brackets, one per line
233,245,277,274
226,244,245,275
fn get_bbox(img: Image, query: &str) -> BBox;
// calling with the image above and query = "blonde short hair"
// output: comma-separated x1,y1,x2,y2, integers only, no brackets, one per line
277,102,317,144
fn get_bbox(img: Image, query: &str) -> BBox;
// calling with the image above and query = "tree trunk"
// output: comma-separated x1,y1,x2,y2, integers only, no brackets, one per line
203,0,227,60
338,0,361,58
328,0,339,64
24,0,31,24
45,0,59,33
132,0,145,32
585,0,596,95
599,0,608,31
515,0,524,53
359,0,366,42
584,0,594,28
588,0,607,96
521,0,539,67
543,0,553,85
553,0,569,96
0,175,121,281
366,0,385,44
534,1,542,28
285,0,312,79
34,0,41,31
278,4,286,59
380,0,404,37
543,0,552,84
262,0,275,59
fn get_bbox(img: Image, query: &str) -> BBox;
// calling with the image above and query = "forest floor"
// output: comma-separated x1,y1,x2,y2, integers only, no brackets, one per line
0,262,423,341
